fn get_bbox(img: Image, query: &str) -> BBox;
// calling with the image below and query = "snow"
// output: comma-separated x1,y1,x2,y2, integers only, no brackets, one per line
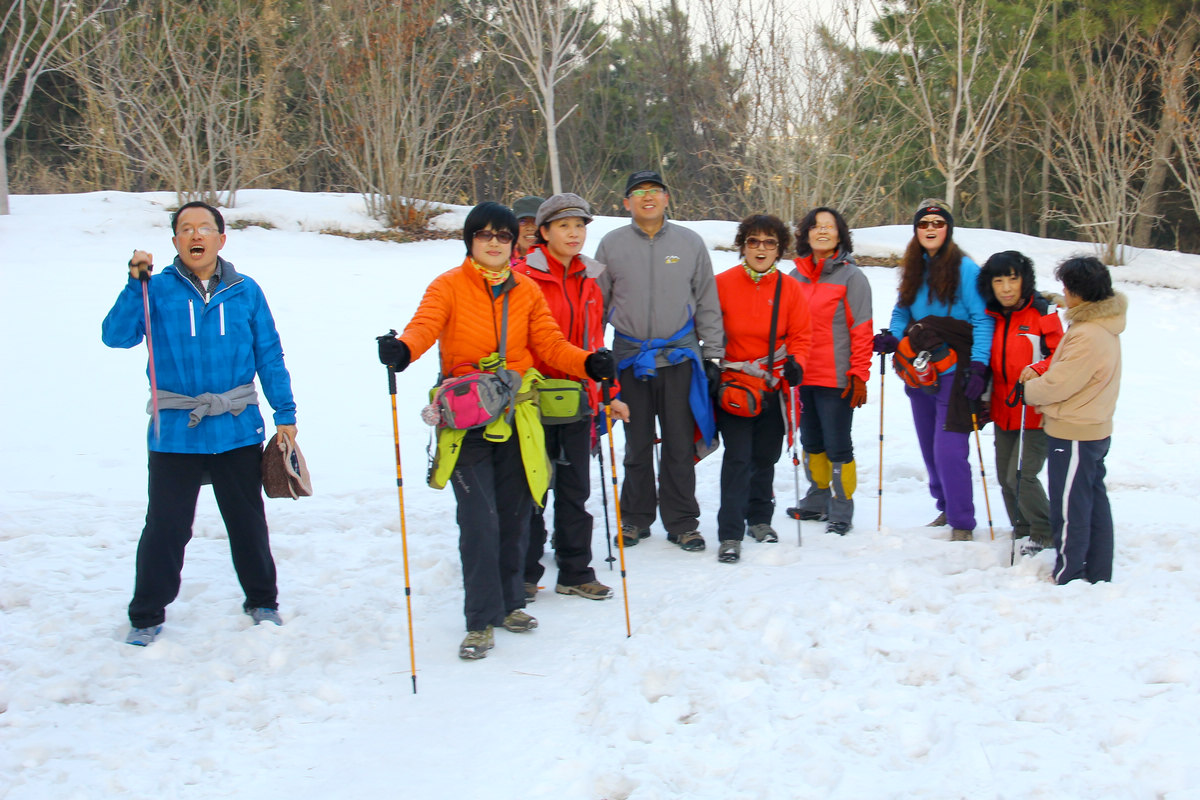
2,190,1199,799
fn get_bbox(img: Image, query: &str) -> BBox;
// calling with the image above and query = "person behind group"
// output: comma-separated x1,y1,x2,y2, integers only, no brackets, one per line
873,199,993,541
788,207,873,535
377,201,616,660
513,193,630,602
512,196,545,261
1020,256,1125,584
595,170,724,553
102,201,298,646
713,214,812,562
977,250,1064,555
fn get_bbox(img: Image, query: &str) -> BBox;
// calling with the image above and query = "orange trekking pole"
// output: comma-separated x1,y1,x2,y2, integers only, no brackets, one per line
385,360,419,692
970,406,996,542
601,378,632,638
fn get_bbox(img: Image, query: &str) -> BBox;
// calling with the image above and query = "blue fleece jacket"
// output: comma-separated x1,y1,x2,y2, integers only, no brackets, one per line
102,257,296,453
889,254,994,368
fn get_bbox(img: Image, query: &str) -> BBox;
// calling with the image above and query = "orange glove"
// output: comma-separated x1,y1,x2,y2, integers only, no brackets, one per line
841,375,867,408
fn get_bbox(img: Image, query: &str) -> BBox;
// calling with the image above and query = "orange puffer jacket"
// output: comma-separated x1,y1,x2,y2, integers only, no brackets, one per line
398,257,591,380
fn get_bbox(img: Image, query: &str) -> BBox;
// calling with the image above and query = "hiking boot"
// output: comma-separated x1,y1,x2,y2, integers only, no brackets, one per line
502,609,539,632
1019,539,1049,557
247,607,283,626
616,524,651,547
950,528,974,541
927,511,947,527
826,521,851,536
125,625,162,646
747,523,779,543
459,626,494,659
717,539,741,563
667,530,706,552
795,509,828,521
523,582,538,602
555,581,613,600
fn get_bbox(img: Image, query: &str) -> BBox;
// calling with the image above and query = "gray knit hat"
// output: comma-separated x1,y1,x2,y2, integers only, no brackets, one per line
535,193,593,229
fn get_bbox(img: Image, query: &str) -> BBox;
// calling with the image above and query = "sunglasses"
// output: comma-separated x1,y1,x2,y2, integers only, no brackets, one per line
473,230,515,244
745,237,779,249
917,219,947,230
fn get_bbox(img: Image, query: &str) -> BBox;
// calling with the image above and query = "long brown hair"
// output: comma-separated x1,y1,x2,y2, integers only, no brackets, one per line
897,238,966,307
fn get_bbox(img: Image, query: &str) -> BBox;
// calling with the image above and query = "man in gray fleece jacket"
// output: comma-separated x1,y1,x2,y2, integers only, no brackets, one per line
595,170,725,553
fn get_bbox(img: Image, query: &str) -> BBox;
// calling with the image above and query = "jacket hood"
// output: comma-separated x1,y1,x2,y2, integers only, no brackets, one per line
1065,291,1127,334
523,246,604,279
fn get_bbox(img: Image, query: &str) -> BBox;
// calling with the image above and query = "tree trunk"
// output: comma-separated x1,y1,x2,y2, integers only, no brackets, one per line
0,138,9,215
1039,117,1050,239
978,155,991,229
546,86,562,194
1003,141,1014,233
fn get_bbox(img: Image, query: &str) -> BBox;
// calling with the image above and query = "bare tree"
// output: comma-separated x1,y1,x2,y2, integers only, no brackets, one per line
869,0,1048,210
473,0,605,195
1,0,121,214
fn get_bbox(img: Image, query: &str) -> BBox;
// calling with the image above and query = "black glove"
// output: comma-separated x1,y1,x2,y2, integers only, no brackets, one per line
377,331,411,371
584,348,616,382
704,359,722,399
783,356,803,386
873,331,899,354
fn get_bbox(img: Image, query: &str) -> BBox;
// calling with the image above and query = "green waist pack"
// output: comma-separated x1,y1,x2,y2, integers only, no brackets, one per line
538,378,591,425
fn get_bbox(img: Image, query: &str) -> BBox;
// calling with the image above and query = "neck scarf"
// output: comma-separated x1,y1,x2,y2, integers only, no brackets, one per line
741,261,777,283
471,257,511,287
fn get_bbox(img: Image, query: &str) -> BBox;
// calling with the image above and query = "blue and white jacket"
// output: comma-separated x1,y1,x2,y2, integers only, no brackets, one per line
102,257,296,454
888,254,994,369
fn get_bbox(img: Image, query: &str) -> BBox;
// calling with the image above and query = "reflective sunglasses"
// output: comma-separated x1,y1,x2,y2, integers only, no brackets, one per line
473,230,515,244
916,219,947,230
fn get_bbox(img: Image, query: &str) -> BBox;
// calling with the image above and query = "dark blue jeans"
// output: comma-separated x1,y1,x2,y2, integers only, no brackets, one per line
798,385,854,463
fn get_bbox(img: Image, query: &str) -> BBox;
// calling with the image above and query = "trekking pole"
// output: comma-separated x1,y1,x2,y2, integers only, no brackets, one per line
784,386,803,547
970,404,996,542
385,360,418,693
877,342,886,531
138,265,160,441
601,379,632,637
1010,387,1028,566
596,443,615,569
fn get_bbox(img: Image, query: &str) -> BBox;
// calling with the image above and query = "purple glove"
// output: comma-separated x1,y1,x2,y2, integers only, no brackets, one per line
873,331,899,354
963,361,989,401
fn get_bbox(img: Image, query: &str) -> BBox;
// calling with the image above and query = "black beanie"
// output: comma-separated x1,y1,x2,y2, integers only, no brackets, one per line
913,203,954,235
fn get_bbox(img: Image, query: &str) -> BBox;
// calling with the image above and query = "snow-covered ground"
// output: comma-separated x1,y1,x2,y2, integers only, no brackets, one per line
2,190,1198,799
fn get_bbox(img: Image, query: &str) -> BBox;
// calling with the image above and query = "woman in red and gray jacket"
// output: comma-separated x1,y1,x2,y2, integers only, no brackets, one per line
978,250,1063,555
514,193,629,601
789,207,873,535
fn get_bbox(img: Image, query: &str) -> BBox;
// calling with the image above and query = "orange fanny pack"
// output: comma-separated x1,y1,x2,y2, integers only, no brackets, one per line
893,336,956,394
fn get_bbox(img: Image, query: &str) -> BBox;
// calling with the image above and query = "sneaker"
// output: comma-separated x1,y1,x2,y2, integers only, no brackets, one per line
826,521,851,536
616,524,651,547
667,530,706,552
523,582,538,602
928,511,948,527
125,625,162,646
747,523,779,543
950,528,974,541
1019,540,1048,557
246,607,283,626
502,609,538,632
717,539,741,563
459,626,494,659
555,580,613,600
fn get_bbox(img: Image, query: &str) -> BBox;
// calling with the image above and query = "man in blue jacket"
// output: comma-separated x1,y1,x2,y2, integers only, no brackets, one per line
103,201,298,645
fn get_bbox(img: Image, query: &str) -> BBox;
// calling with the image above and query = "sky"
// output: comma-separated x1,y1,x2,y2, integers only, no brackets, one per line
1,189,1198,799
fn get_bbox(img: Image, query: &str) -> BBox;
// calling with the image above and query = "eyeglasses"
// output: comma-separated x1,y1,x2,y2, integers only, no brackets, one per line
473,230,515,244
917,219,947,230
177,225,219,236
745,237,779,249
812,224,837,232
628,188,664,198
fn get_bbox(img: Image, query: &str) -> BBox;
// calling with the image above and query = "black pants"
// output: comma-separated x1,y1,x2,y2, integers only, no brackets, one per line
618,362,699,535
451,431,532,631
716,391,784,541
129,444,276,628
525,417,596,587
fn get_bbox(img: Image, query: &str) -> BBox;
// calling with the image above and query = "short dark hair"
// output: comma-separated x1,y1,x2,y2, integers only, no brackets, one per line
794,207,852,258
462,201,519,254
733,214,791,258
978,250,1036,310
172,201,225,234
1055,255,1114,303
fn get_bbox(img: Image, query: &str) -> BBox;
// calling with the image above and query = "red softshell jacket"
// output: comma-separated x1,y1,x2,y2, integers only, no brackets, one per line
986,294,1064,430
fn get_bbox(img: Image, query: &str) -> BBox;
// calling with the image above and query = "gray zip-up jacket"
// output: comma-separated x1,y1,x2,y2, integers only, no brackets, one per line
595,220,724,365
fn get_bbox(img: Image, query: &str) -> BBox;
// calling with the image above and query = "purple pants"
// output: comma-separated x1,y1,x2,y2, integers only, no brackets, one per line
906,381,975,531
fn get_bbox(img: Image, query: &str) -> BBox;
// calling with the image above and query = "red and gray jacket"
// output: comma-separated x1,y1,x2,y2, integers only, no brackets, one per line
986,293,1064,431
514,244,616,408
789,249,873,389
